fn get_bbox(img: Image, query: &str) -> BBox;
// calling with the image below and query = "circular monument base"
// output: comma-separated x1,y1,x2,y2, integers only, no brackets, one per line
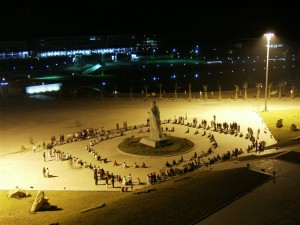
118,136,194,156
139,137,171,148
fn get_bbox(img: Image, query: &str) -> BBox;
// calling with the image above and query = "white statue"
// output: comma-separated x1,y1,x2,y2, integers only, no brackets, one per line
148,100,163,140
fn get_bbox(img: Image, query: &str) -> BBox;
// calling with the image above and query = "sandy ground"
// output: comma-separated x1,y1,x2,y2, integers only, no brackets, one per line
0,95,299,225
1,95,286,157
0,96,296,190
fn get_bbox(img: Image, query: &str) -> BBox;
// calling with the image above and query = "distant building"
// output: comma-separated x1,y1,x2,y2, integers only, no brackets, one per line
0,34,159,60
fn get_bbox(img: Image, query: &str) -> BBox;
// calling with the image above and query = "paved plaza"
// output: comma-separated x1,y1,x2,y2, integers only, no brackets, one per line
0,97,280,191
0,96,299,225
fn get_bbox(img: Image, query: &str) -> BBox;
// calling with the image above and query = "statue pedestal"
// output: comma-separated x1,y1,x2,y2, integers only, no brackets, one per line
139,137,171,148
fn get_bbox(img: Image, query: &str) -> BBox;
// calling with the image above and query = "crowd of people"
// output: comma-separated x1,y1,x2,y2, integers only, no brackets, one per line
32,113,267,190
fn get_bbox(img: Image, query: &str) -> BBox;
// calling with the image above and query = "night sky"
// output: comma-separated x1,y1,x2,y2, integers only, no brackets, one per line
1,0,299,47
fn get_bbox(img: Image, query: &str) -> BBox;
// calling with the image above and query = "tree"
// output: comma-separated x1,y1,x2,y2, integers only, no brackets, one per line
174,82,178,99
156,83,162,99
143,85,149,100
188,83,192,101
129,87,133,99
256,83,262,100
268,82,273,98
291,85,295,99
203,85,208,99
73,88,78,100
234,85,239,100
218,84,222,100
114,86,118,100
278,81,284,98
243,82,248,100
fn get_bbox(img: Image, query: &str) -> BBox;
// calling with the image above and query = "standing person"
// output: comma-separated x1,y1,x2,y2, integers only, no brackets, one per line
32,144,36,153
105,177,109,188
42,167,46,178
46,168,50,178
94,170,98,185
128,174,132,185
43,151,46,162
111,173,115,188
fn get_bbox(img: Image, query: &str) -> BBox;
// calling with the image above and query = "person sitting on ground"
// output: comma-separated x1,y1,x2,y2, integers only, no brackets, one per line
172,159,177,165
122,177,127,185
141,162,146,168
165,161,171,167
178,155,183,162
114,160,118,166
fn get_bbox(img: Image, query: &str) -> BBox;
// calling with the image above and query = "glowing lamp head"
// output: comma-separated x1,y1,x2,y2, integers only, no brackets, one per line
264,33,274,41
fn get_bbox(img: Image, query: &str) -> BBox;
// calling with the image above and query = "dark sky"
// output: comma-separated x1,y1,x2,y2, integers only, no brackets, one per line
1,0,299,46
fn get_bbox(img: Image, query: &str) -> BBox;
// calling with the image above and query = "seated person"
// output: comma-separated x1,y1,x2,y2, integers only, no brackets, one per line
178,156,183,162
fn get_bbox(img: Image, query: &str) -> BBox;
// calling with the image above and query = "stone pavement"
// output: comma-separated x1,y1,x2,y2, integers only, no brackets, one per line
0,97,299,225
0,111,277,192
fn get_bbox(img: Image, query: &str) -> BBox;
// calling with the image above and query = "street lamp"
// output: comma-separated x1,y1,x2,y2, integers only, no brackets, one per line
264,32,274,112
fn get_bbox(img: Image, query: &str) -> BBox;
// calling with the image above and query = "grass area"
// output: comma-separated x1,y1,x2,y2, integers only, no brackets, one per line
259,109,300,148
226,152,284,162
118,136,194,156
58,168,272,225
275,151,300,165
0,168,271,225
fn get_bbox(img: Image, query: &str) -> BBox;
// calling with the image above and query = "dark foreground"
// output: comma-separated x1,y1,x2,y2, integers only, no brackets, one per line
0,167,271,225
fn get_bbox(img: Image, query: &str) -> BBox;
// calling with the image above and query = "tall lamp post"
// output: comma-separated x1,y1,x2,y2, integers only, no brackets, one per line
264,33,274,112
